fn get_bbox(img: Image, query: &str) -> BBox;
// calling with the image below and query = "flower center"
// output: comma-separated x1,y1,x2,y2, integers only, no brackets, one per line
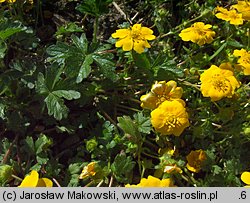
241,54,250,64
195,28,206,36
131,30,141,39
212,78,229,93
165,115,181,129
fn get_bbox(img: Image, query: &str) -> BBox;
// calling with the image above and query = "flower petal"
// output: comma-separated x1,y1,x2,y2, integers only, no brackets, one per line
37,178,53,187
18,170,39,187
115,37,133,51
111,29,130,39
241,172,250,185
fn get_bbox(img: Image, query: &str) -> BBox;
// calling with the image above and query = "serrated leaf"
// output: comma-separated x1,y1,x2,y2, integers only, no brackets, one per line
36,73,48,95
46,42,72,64
45,63,65,91
35,134,53,154
56,22,84,36
160,60,184,77
111,154,135,183
68,163,83,174
76,0,113,17
117,116,139,137
76,54,93,83
44,93,69,120
133,112,152,134
53,90,81,100
71,33,88,54
93,54,118,81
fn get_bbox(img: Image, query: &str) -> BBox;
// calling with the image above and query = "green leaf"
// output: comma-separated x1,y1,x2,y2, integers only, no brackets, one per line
44,93,69,120
132,51,151,69
45,63,65,91
76,54,93,83
35,134,53,154
117,116,139,137
0,103,6,120
0,40,7,59
24,136,35,155
56,23,84,36
46,42,72,64
227,40,244,48
36,73,48,95
36,154,49,165
133,112,152,134
76,0,113,17
53,90,81,100
68,163,83,174
0,20,25,40
93,54,118,81
71,34,88,54
111,154,135,183
208,41,227,61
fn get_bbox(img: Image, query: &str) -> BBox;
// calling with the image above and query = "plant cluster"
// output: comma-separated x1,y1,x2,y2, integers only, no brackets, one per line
0,0,249,187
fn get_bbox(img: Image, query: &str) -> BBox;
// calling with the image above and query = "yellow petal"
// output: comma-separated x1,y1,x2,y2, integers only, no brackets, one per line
140,93,158,110
133,40,146,54
18,170,39,187
186,163,200,173
111,29,130,39
37,178,53,187
141,27,153,35
241,172,250,185
115,37,133,51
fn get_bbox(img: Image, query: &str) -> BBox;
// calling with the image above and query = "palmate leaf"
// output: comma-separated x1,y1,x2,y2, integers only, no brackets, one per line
71,34,88,54
93,54,118,82
44,93,69,120
53,90,81,100
44,90,81,120
111,154,135,183
35,134,53,155
76,0,113,17
36,65,81,120
133,112,152,134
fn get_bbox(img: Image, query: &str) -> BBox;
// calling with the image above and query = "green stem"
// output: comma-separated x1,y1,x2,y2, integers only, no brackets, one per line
141,151,159,159
93,17,99,43
11,174,23,182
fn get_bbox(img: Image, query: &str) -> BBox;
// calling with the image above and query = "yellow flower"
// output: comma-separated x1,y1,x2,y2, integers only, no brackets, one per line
125,175,175,187
231,1,250,21
111,24,156,54
186,149,206,173
18,170,53,187
164,164,183,174
79,162,96,179
0,0,16,3
140,80,184,110
200,63,240,101
215,6,244,25
179,22,215,46
151,100,189,136
241,171,250,187
233,49,250,75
